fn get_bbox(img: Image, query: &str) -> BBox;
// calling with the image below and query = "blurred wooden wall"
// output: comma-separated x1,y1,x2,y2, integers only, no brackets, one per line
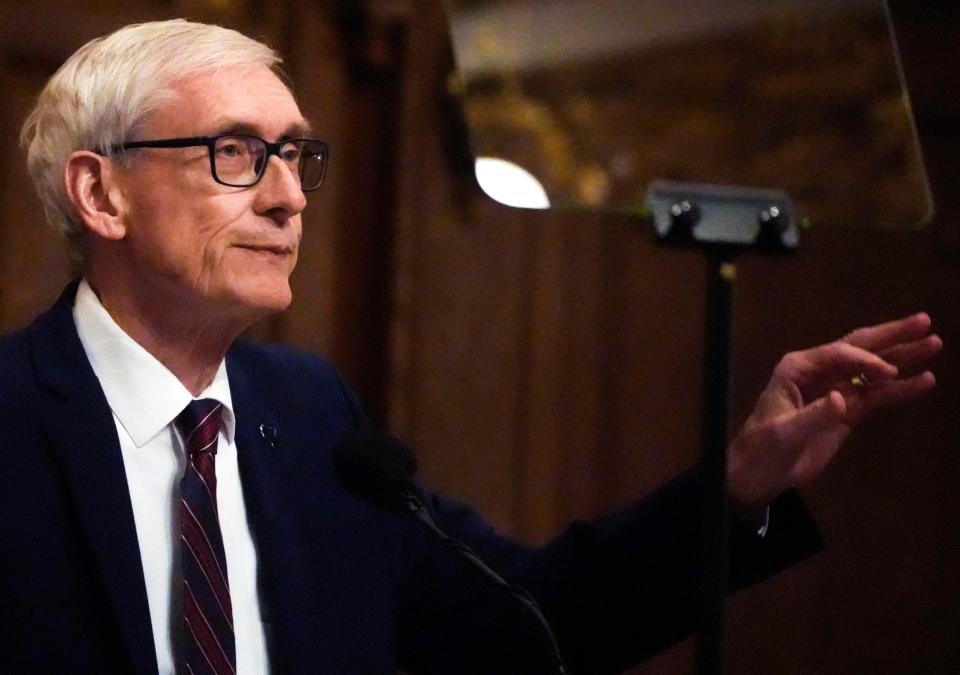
1,1,958,673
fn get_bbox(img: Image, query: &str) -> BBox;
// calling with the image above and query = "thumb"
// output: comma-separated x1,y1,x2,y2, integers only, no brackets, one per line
779,390,847,451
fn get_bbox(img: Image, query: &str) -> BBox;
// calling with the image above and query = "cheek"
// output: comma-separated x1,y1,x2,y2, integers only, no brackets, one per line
178,197,252,262
125,201,229,281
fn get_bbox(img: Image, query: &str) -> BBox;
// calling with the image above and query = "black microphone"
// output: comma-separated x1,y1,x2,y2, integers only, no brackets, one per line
333,428,568,675
332,427,418,509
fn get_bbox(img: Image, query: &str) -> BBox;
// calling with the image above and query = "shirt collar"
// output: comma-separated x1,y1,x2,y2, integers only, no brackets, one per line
73,278,236,448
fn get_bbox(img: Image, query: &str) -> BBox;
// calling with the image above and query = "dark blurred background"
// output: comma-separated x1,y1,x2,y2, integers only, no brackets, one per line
1,1,957,672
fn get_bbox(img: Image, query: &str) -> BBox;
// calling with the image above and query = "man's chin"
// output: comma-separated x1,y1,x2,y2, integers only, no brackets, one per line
221,283,293,325
250,290,293,317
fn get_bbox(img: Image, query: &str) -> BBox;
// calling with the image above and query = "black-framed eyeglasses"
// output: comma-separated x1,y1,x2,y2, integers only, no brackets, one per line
109,134,330,191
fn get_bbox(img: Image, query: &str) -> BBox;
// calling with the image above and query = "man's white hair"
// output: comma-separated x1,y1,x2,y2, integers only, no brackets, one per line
20,19,288,269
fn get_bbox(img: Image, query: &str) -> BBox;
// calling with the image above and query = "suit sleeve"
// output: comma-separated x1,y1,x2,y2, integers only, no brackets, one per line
419,465,823,674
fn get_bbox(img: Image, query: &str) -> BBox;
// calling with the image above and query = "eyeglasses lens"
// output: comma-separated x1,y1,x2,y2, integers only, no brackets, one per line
214,136,325,190
298,141,327,191
214,136,261,186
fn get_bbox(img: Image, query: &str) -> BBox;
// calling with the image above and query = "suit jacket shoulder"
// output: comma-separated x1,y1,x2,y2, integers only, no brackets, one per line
0,323,37,429
0,283,159,674
227,337,367,430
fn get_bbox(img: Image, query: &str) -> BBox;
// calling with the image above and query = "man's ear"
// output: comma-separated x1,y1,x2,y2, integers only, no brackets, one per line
64,151,127,241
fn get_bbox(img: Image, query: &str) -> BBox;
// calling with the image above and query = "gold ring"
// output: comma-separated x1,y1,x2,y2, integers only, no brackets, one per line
849,372,870,389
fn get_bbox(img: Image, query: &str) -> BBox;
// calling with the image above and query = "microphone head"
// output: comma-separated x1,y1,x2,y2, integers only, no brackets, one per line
332,428,418,509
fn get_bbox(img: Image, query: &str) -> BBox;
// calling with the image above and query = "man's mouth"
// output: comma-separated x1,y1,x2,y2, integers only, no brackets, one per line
235,244,295,256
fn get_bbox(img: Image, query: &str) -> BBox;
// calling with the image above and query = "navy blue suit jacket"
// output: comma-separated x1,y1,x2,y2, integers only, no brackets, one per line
0,284,823,674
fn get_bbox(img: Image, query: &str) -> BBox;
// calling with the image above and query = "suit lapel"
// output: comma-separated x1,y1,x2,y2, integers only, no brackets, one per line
228,356,380,670
226,363,318,653
28,284,159,675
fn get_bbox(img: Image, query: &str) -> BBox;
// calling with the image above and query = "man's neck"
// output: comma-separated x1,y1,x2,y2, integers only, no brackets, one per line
86,279,244,396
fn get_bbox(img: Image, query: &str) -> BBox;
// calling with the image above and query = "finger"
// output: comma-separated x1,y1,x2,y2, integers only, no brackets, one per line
843,312,933,352
857,370,937,415
785,342,897,397
878,333,943,371
779,391,851,486
776,389,847,451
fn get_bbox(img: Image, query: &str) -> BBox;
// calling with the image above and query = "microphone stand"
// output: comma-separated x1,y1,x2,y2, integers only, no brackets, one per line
333,428,568,673
401,493,569,675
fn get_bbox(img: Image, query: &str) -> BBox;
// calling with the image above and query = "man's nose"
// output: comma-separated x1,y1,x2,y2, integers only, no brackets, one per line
255,155,308,222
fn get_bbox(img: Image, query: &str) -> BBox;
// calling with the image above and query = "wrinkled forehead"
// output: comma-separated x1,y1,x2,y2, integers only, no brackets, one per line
138,63,311,140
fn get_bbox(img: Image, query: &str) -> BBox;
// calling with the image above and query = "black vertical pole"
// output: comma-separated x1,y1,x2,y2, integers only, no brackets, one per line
695,249,736,675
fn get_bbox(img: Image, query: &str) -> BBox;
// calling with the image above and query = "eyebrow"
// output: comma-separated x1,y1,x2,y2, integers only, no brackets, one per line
211,118,314,140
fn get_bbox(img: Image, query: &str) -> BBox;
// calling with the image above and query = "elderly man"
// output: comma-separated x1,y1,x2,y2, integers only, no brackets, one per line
2,18,940,675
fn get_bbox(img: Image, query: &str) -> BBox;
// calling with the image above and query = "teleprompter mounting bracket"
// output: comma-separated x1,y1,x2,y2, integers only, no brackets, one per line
646,180,799,252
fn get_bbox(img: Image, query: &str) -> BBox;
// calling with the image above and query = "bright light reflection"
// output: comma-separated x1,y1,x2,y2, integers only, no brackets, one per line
475,157,551,209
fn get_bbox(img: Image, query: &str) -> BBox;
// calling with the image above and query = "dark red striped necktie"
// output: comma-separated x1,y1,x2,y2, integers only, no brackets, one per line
176,399,236,675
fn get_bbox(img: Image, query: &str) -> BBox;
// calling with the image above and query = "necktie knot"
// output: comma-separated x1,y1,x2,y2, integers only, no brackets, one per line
175,399,223,458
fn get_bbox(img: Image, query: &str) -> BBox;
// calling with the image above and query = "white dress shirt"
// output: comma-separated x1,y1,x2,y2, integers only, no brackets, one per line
73,279,270,674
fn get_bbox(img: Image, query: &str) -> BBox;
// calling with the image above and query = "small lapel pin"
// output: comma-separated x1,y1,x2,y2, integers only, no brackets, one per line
259,423,281,449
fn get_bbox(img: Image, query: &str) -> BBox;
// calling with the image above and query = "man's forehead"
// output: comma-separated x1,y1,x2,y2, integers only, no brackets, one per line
207,116,313,138
144,64,310,138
